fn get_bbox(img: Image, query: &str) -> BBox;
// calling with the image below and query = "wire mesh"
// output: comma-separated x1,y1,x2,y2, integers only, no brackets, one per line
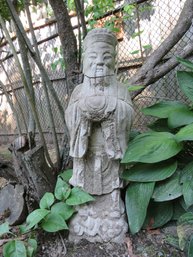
0,0,192,142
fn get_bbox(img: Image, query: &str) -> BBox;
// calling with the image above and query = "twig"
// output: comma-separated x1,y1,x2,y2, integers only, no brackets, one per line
0,235,27,246
59,232,67,255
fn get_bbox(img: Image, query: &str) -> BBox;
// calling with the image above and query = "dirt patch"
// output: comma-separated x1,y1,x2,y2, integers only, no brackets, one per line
36,232,128,257
36,225,185,257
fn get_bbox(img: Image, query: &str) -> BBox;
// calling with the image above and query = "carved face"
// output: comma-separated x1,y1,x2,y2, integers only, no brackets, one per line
83,42,116,78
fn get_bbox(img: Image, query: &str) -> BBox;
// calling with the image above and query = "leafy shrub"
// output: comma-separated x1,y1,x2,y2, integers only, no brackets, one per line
122,58,193,238
0,169,94,257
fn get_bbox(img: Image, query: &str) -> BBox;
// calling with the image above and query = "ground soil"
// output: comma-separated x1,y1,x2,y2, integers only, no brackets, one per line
36,224,185,257
0,145,187,257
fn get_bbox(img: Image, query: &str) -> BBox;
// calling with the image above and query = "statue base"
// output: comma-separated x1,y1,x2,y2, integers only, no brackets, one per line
68,189,128,243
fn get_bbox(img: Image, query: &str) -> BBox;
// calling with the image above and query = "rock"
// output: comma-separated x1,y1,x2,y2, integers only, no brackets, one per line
0,184,27,225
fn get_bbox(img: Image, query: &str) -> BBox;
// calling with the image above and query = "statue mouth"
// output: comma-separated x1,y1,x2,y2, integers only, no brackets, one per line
95,68,104,76
96,67,103,71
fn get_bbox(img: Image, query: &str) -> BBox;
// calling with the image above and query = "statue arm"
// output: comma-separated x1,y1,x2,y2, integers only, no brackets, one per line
111,85,135,158
65,85,91,158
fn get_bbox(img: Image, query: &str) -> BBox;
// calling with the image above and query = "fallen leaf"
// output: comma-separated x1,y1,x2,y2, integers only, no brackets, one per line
125,237,138,257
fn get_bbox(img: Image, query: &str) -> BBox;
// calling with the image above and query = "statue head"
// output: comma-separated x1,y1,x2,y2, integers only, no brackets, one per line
82,28,118,78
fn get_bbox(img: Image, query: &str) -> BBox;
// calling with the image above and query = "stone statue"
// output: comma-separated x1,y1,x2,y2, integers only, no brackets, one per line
65,28,134,243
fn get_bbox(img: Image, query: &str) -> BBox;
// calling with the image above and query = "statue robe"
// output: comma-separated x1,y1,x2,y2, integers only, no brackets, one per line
65,77,134,195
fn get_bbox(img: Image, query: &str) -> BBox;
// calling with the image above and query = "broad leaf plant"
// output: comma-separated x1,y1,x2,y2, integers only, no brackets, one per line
122,58,193,254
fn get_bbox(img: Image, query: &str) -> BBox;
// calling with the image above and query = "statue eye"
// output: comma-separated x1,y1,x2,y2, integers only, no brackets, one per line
104,55,112,60
88,54,97,59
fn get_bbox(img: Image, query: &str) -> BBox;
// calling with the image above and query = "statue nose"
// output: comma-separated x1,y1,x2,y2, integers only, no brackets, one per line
96,56,104,65
96,63,104,67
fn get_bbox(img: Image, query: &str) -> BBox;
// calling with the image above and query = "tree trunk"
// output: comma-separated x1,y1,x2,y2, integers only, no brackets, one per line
10,136,56,210
48,0,79,79
48,0,81,169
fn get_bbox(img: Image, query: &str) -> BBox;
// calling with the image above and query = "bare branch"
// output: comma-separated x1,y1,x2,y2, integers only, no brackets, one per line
0,12,54,168
74,0,87,38
131,42,193,99
48,0,79,77
153,43,193,82
130,0,193,94
24,0,61,168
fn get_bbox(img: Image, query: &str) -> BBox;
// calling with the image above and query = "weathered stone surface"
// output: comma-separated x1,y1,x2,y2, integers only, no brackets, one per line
65,28,134,243
69,190,128,243
65,29,134,195
0,184,26,225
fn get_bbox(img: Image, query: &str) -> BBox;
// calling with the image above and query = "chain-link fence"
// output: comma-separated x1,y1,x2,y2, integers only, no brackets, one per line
0,0,192,143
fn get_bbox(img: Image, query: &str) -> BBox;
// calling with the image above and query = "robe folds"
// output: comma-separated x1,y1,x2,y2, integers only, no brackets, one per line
65,77,134,195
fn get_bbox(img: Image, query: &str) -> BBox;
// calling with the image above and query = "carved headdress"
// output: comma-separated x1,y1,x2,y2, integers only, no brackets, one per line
83,28,118,51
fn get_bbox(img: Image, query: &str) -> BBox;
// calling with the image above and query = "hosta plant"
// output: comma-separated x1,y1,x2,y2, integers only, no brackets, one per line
122,57,193,247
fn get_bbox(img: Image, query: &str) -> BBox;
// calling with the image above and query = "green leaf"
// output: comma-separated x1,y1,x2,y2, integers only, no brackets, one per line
124,4,135,14
54,177,71,201
59,169,73,182
121,160,177,182
66,187,94,206
148,118,172,132
121,132,182,164
177,57,193,70
180,162,193,208
176,123,193,142
172,200,186,220
177,71,193,102
188,236,193,257
3,240,27,257
129,130,141,141
53,47,58,54
165,236,180,249
19,224,30,234
143,201,173,229
131,30,144,38
177,212,193,250
168,108,193,128
178,212,193,224
51,202,75,220
40,192,55,209
41,213,68,232
180,198,193,213
130,50,140,55
26,209,50,230
0,222,10,237
51,62,57,71
125,182,155,234
27,239,37,257
142,101,187,118
152,173,183,202
143,44,152,50
128,85,144,91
